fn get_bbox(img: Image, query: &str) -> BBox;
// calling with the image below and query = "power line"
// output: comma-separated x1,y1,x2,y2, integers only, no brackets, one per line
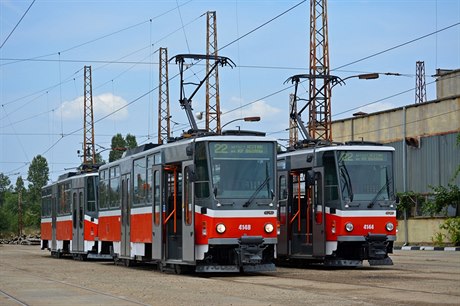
333,22,460,71
0,0,193,67
0,0,36,49
219,0,307,52
211,21,460,128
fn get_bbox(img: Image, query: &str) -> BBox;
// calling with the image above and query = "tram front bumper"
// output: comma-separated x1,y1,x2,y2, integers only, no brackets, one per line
236,236,265,264
236,236,275,272
366,234,393,266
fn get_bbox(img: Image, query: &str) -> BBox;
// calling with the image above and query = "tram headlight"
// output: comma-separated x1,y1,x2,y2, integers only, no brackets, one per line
264,223,274,233
386,222,394,232
216,223,226,234
345,222,354,232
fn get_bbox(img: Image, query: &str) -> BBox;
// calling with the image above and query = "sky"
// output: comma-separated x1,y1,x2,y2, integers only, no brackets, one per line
1,0,459,184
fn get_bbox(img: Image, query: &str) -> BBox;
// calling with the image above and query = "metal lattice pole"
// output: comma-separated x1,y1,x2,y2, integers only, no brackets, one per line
308,0,332,141
158,47,170,144
415,61,427,104
83,66,96,165
205,11,221,134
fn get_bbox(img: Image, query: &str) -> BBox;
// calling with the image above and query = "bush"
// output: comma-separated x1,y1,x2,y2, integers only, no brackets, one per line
423,184,460,216
439,217,460,246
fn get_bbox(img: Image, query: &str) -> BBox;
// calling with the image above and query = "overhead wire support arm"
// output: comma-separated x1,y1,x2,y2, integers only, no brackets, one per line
170,54,235,133
285,73,344,142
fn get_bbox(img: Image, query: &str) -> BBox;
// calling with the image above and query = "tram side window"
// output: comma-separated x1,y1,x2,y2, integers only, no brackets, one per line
278,175,287,226
86,176,96,212
109,166,121,209
146,155,154,204
153,170,160,226
58,183,71,215
64,183,71,214
323,152,340,208
99,170,109,210
194,142,210,199
279,176,287,200
184,166,193,225
133,157,147,206
41,188,52,217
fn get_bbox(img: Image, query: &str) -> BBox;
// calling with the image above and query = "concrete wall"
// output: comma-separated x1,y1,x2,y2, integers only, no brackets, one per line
396,218,451,246
436,69,460,100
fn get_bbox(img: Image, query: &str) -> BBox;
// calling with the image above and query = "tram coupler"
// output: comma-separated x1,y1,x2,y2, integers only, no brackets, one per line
236,236,266,265
366,234,391,261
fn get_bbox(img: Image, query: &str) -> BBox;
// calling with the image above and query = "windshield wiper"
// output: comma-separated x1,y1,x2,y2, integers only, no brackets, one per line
243,176,271,207
368,178,392,208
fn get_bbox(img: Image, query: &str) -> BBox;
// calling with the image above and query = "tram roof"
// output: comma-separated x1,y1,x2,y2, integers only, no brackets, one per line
278,143,395,159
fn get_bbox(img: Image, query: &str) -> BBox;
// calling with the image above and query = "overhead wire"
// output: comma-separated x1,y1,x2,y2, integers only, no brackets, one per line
0,0,193,67
0,0,36,49
265,73,460,138
3,4,459,177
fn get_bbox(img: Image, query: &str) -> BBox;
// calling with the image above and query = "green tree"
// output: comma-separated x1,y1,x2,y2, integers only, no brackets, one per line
0,172,11,207
27,155,49,205
423,184,460,217
108,133,137,162
125,133,137,149
0,191,18,233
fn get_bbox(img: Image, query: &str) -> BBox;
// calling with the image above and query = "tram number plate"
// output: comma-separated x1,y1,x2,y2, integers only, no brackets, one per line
364,224,374,230
239,224,252,231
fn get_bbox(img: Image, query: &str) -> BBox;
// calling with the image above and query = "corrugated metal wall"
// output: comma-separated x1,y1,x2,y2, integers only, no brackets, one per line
388,132,460,194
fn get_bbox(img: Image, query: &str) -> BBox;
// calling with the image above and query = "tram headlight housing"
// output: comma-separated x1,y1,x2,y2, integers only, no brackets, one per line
386,222,394,232
345,222,354,232
216,223,226,234
264,223,274,233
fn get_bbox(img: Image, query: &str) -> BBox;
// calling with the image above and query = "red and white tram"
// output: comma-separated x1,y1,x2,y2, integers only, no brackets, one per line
276,142,397,266
41,171,100,260
98,134,278,272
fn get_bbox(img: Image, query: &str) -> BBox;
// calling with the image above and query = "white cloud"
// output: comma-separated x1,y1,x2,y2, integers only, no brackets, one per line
58,93,128,120
222,97,282,122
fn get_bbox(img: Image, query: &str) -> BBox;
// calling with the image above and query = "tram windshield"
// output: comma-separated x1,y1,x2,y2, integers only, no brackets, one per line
330,150,394,207
208,142,275,201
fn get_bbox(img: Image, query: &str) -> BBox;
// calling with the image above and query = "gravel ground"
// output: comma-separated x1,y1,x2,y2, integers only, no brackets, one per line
0,245,459,305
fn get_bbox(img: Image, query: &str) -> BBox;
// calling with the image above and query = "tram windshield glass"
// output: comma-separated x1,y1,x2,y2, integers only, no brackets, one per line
209,142,274,201
333,150,394,206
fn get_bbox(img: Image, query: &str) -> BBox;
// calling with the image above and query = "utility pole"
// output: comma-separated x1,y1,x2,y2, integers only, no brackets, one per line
308,0,332,141
415,61,427,104
289,94,298,148
158,47,170,144
18,189,22,237
83,66,96,165
205,11,221,134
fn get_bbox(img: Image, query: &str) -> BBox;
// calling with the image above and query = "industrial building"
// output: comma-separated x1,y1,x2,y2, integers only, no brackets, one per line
331,68,460,244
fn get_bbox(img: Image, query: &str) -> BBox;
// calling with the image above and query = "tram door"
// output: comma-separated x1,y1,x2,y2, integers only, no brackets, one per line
312,167,326,257
120,174,131,258
277,172,289,256
72,188,84,252
182,162,195,262
152,165,163,260
51,187,57,251
164,165,182,260
288,171,313,256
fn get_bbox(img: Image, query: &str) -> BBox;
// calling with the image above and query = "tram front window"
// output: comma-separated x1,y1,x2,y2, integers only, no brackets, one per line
209,142,274,206
337,151,394,207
